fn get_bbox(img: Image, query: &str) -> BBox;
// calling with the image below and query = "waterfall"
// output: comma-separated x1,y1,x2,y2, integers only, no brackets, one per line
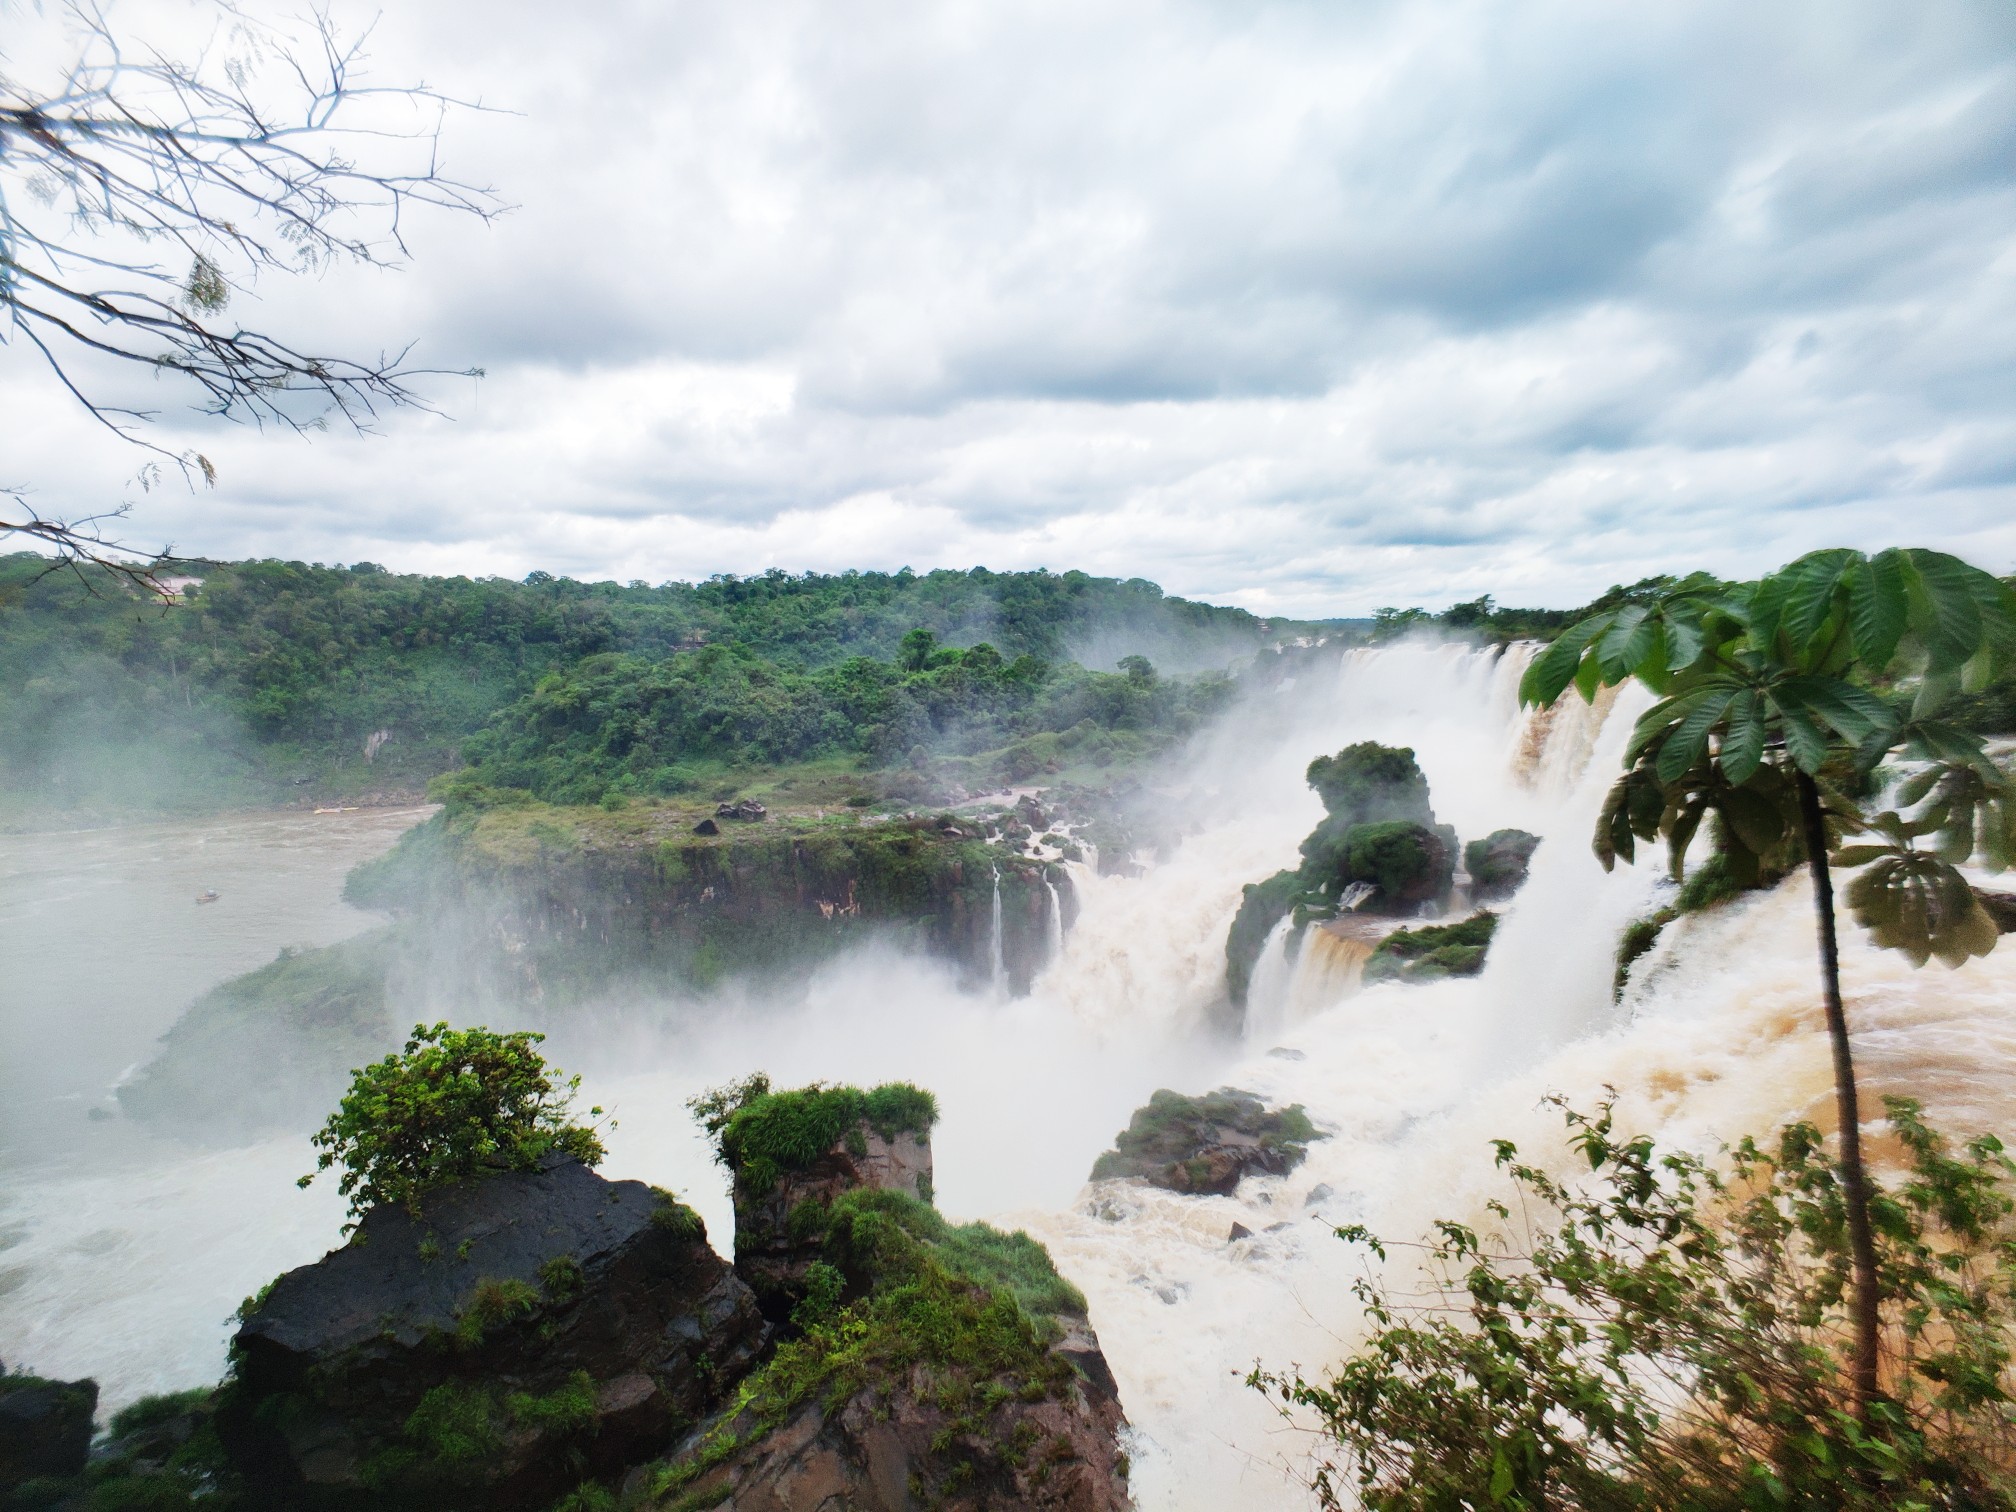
1241,916,1297,1046
989,868,1007,995
1044,878,1065,970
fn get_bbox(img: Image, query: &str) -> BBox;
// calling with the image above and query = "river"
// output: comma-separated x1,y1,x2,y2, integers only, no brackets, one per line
0,806,430,1391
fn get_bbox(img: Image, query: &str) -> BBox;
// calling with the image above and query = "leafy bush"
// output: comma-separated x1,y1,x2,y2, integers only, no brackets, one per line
689,1075,938,1196
1252,1097,2016,1510
1305,743,1433,827
300,1023,605,1225
1341,820,1454,911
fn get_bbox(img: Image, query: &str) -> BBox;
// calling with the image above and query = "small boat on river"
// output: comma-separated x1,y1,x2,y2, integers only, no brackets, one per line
195,889,221,905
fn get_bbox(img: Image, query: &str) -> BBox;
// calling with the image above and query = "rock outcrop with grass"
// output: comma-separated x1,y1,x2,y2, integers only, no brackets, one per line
611,1077,1131,1511
1463,828,1540,902
698,1075,939,1323
1090,1088,1321,1195
1362,911,1499,985
223,1158,765,1510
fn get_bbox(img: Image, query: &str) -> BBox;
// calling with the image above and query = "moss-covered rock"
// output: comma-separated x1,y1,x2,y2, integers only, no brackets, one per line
116,930,400,1132
1304,743,1433,829
1089,1087,1321,1195
1224,868,1302,1009
637,1190,1126,1512
1464,828,1541,902
1362,911,1498,985
694,1078,939,1324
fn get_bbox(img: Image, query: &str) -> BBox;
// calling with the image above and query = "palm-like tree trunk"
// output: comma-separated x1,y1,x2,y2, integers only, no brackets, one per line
1796,769,1881,1418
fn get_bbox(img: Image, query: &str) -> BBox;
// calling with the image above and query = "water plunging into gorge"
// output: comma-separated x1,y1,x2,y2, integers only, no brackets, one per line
5,642,2016,1511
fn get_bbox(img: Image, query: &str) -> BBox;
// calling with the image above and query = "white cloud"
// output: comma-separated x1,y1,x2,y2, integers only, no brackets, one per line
5,0,2014,613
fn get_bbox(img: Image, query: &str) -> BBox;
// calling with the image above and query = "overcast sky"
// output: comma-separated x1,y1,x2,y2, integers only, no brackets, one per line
5,0,2015,615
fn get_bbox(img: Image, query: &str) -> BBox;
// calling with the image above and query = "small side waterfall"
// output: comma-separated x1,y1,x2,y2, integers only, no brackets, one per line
1044,879,1065,969
1241,916,1297,1046
1287,926,1375,1021
989,868,1007,994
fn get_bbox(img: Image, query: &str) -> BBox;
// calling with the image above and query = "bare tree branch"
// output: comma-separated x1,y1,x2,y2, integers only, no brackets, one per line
0,0,504,580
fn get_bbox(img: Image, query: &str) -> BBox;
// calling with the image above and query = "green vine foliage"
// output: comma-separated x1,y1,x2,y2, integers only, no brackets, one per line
300,1022,606,1226
1251,1099,2016,1510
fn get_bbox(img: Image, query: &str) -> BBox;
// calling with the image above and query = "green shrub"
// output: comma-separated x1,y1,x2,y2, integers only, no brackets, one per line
1363,912,1497,985
1252,1097,2016,1510
299,1023,605,1226
689,1076,937,1195
1305,744,1433,828
1342,820,1453,910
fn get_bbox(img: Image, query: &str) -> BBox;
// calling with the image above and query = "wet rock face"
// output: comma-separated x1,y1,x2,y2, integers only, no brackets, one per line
667,1348,1131,1512
0,1371,97,1492
224,1159,765,1510
734,1120,933,1321
1090,1087,1321,1196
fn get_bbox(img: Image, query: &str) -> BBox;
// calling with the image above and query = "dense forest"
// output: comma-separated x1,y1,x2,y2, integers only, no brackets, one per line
0,555,1327,818
7,553,2009,823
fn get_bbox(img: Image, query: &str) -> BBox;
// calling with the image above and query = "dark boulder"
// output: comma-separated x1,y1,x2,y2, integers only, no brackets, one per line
0,1369,97,1492
1090,1087,1322,1196
1465,829,1541,902
223,1159,765,1510
691,817,719,836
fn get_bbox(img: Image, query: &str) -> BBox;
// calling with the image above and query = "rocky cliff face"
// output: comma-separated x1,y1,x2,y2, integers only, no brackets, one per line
358,805,1076,1003
734,1118,934,1322
123,805,1078,1135
224,1158,765,1510
647,1188,1133,1512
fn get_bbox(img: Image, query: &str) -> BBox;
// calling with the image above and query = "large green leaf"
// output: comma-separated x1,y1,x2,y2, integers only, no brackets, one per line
1777,549,1855,666
1719,784,1787,857
1899,549,1986,675
1719,690,1766,785
1775,702,1830,775
1774,676,1889,744
1657,686,1738,785
1847,550,1908,671
1520,615,1611,707
1745,573,1791,661
1661,610,1706,673
1846,849,2000,969
1595,605,1654,682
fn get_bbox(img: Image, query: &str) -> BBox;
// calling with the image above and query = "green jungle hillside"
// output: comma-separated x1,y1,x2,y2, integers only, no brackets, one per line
0,556,1347,822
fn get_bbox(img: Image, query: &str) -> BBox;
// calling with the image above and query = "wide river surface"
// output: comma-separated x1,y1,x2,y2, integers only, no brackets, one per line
0,807,429,1389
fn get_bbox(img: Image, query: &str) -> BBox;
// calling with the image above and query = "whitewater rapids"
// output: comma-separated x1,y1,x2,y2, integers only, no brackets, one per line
5,641,2016,1512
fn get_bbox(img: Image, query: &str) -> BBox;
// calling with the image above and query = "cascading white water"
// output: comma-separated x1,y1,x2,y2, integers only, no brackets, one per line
9,639,2016,1512
989,867,1007,994
1044,878,1065,971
